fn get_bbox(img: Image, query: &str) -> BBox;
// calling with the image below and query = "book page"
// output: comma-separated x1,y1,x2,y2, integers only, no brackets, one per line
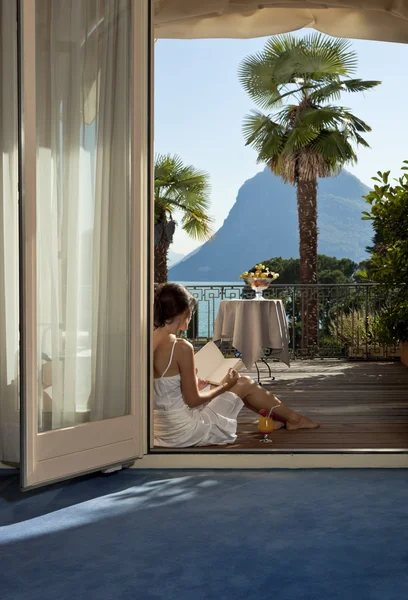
205,357,244,386
194,342,244,385
194,342,224,381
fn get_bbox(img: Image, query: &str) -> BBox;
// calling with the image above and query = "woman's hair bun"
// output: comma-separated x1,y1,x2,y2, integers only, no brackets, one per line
154,283,196,328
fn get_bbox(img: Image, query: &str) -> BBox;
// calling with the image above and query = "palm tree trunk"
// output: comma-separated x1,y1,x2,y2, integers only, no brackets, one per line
297,179,319,355
154,236,169,284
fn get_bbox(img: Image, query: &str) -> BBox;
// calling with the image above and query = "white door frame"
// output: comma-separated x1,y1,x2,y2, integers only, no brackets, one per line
141,19,408,471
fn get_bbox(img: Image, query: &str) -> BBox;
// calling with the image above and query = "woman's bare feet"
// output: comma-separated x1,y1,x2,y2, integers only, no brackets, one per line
286,415,320,430
274,421,285,431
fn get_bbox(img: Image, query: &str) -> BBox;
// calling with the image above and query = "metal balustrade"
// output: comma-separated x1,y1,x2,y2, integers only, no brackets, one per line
183,283,400,360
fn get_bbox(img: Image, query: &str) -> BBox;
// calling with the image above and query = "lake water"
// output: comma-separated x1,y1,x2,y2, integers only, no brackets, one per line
177,281,246,338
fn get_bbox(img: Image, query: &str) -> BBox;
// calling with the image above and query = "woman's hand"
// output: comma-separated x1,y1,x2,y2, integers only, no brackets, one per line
196,369,208,391
221,369,239,390
197,378,208,391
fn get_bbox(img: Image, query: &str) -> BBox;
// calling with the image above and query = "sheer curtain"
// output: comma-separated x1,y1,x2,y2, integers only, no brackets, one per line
36,0,131,431
0,1,19,464
89,0,131,421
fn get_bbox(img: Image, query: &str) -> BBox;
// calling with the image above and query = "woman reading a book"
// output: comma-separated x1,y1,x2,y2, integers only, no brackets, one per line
153,283,319,447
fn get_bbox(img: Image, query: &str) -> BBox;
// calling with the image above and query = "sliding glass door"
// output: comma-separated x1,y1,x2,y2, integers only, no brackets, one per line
19,0,151,489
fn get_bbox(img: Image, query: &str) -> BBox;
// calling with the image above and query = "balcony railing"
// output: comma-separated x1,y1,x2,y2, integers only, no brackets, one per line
184,283,400,360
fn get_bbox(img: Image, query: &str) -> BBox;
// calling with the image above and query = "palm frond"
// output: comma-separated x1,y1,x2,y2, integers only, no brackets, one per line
238,54,283,109
282,127,320,155
155,153,211,213
181,211,214,242
296,33,357,77
341,78,381,93
297,106,372,138
262,34,300,59
298,105,345,129
341,110,372,133
353,132,371,148
261,35,304,84
310,130,357,164
154,153,213,243
309,78,381,103
242,111,284,143
307,80,344,103
242,111,286,162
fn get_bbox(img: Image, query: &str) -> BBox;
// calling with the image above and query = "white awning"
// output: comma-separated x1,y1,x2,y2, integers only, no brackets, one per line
154,1,408,43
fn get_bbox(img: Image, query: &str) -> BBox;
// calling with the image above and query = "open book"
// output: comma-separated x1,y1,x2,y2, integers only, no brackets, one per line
194,342,244,386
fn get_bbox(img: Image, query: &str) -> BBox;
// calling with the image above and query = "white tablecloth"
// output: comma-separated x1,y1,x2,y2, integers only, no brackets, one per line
213,299,290,369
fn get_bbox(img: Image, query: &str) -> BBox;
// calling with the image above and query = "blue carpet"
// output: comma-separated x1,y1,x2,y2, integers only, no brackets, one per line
1,468,408,600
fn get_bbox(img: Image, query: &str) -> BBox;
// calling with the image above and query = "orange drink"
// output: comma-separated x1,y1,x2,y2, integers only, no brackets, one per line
258,414,274,443
258,416,274,434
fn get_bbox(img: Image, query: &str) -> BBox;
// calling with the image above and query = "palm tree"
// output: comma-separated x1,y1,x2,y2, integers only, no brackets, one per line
239,33,380,351
154,154,213,283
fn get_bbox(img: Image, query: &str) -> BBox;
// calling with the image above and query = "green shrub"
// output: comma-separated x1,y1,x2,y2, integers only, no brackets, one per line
362,164,408,343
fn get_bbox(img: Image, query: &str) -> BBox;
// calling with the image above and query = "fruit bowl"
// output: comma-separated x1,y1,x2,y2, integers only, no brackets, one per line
245,277,273,300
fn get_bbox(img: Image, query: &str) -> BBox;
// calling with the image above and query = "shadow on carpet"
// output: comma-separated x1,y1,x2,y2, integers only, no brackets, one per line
1,469,408,600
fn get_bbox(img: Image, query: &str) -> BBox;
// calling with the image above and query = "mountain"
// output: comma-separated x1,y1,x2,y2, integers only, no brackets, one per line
169,169,372,282
168,249,185,268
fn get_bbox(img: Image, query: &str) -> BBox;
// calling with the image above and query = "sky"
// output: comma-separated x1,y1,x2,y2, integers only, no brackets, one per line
154,32,408,256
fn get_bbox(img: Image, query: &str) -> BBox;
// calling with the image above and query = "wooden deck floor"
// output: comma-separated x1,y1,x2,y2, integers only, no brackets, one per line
227,360,408,450
153,360,408,452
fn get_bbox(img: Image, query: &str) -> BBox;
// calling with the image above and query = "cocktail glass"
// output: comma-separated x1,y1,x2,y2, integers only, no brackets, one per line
258,415,274,443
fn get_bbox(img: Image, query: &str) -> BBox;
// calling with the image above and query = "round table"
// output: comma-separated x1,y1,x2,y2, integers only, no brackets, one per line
213,299,290,370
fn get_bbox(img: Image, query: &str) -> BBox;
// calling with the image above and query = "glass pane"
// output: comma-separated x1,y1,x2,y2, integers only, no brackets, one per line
0,0,20,462
36,0,132,431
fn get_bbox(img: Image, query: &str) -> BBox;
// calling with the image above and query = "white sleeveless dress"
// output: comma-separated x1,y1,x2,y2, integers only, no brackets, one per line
154,339,244,447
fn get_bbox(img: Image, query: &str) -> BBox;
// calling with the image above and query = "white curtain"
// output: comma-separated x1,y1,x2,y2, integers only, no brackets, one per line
0,1,19,464
89,0,131,421
36,0,131,431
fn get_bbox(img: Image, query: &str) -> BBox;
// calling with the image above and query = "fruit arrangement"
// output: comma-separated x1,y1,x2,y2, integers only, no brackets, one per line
239,263,279,285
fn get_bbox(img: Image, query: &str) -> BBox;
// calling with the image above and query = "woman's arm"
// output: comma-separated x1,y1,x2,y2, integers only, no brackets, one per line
177,340,238,408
